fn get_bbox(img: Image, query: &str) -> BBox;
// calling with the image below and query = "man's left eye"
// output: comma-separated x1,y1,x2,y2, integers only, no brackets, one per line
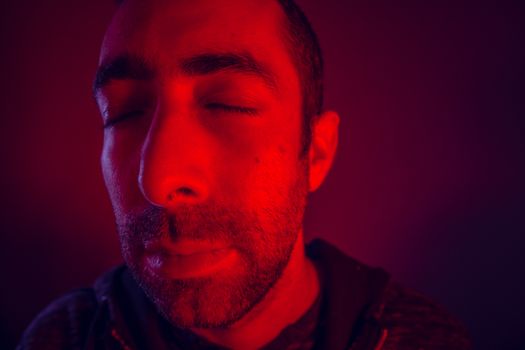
205,103,258,116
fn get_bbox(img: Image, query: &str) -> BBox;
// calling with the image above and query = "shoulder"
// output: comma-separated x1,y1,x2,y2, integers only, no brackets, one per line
17,288,99,350
17,266,128,350
379,281,472,350
306,239,472,349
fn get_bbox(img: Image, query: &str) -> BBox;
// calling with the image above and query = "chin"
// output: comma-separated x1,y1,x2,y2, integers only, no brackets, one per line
130,241,295,329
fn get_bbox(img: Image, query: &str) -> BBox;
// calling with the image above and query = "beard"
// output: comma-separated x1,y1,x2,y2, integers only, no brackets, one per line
116,173,308,329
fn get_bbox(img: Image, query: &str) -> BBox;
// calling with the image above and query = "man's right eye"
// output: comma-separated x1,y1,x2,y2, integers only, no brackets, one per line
103,110,144,129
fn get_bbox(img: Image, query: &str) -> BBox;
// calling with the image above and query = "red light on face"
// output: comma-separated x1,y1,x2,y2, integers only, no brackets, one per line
96,0,311,330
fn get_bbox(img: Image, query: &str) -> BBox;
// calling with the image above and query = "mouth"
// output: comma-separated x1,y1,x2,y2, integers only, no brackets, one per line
144,240,238,279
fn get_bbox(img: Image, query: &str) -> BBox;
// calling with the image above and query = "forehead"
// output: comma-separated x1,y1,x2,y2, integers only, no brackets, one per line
100,0,295,84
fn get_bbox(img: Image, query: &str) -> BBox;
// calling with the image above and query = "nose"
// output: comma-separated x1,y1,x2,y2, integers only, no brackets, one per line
138,100,211,208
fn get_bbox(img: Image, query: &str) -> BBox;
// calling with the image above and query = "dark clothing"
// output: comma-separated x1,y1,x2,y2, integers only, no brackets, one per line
17,239,472,349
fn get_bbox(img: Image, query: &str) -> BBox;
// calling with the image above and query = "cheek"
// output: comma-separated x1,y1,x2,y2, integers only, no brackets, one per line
215,119,304,208
101,130,144,214
241,150,305,211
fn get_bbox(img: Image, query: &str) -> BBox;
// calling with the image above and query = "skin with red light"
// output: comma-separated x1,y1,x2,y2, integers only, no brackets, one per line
95,0,339,348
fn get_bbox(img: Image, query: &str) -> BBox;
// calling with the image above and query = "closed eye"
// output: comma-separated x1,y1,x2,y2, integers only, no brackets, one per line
205,103,258,116
103,110,144,129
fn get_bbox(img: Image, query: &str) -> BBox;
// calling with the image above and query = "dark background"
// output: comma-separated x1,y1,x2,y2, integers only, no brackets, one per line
1,0,524,349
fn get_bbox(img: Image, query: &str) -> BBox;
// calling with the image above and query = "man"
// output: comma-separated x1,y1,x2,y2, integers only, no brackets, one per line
18,0,471,349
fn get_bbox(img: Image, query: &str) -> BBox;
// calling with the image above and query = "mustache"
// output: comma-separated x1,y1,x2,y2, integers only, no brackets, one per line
118,204,256,245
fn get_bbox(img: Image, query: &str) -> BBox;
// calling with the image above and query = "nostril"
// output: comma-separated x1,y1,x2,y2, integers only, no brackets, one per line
167,187,197,201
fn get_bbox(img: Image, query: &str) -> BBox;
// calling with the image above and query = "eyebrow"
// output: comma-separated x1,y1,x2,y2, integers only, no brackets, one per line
180,53,277,90
93,55,154,93
93,52,277,94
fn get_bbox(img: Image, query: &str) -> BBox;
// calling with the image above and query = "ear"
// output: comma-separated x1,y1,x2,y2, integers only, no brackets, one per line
308,110,340,192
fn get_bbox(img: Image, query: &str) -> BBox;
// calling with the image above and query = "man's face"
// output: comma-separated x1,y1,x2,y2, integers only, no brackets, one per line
95,0,309,328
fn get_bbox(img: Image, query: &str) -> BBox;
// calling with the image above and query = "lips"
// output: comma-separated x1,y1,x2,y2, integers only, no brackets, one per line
144,239,238,279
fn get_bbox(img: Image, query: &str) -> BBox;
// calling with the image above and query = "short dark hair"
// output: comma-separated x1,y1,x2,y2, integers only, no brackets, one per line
113,0,324,154
276,0,324,154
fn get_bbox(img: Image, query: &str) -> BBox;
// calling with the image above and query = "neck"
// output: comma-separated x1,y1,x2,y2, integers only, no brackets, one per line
192,231,319,349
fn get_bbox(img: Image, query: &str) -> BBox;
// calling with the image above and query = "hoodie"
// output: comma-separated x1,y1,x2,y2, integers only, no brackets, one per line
17,239,472,350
